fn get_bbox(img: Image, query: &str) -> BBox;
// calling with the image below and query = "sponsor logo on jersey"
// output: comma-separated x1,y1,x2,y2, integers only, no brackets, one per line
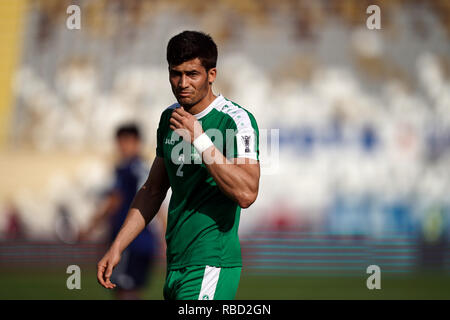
165,138,176,145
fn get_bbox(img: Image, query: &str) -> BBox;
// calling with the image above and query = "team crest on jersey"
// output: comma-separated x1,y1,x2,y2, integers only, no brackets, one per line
241,135,251,153
236,131,255,156
202,294,210,300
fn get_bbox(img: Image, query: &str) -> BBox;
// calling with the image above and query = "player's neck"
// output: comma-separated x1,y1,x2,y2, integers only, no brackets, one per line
184,90,217,116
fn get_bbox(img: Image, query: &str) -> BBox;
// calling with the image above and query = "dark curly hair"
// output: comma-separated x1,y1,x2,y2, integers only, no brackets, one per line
167,31,218,71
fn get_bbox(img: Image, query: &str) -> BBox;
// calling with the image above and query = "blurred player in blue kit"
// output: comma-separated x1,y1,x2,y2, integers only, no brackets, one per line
80,124,160,300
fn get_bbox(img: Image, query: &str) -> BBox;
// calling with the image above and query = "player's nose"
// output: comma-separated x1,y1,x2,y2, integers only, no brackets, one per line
179,74,189,88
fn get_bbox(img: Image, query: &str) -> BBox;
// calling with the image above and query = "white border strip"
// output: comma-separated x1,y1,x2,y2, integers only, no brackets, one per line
198,265,221,300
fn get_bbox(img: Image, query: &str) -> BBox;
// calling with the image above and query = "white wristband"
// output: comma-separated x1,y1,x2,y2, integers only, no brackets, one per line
193,133,214,154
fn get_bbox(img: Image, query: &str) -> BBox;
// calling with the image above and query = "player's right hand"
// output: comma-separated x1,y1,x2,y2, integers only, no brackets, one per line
97,247,121,289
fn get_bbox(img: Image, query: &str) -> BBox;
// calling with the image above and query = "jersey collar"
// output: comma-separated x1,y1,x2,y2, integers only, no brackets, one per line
193,94,224,120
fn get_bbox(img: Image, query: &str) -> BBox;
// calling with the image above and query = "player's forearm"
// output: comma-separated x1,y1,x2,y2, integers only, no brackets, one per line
111,186,167,253
202,146,258,208
110,208,146,253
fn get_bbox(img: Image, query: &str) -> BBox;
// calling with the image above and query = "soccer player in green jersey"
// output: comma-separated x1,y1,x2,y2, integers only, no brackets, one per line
97,30,260,300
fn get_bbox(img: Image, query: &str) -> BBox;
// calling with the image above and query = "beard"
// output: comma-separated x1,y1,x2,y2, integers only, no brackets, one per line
176,96,197,109
176,88,208,109
173,76,210,109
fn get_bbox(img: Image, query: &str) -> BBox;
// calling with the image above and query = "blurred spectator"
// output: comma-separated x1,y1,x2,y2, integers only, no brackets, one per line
79,123,159,300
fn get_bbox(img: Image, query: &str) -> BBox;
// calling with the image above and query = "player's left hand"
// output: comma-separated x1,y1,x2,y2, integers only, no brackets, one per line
169,107,204,143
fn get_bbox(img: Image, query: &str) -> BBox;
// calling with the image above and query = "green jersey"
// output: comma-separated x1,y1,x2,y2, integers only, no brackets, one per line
156,94,259,270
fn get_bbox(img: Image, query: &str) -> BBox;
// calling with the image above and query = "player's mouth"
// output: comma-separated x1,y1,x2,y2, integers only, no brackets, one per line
178,91,192,97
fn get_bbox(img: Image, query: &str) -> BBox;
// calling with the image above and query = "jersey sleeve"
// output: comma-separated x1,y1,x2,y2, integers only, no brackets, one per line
231,110,259,161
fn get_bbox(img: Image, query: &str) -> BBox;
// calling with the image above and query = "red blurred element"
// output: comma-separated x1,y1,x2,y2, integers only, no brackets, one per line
5,204,26,240
263,201,303,233
273,214,294,231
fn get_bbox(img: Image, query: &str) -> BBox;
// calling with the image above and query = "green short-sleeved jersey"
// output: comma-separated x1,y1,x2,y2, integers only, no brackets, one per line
156,94,259,270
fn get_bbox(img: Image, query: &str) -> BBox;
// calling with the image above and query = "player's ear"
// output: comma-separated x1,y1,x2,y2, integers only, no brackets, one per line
207,67,217,85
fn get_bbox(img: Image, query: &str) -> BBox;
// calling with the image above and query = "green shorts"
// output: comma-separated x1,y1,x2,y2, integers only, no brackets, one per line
163,265,241,300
